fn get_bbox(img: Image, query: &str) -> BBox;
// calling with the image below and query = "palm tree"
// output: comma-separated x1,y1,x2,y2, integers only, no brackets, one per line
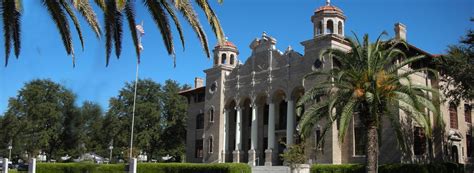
2,0,225,67
296,32,442,173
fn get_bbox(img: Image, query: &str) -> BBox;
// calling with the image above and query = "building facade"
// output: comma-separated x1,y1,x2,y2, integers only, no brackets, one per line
179,1,473,166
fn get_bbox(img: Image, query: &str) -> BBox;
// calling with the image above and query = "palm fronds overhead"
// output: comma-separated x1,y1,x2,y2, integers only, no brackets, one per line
2,0,226,67
2,0,22,66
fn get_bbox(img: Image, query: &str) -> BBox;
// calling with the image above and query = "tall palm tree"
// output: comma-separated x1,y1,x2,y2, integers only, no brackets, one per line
2,0,225,67
296,32,442,173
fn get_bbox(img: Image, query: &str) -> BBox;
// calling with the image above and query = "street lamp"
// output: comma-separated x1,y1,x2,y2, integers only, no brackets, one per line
108,145,113,164
7,140,12,160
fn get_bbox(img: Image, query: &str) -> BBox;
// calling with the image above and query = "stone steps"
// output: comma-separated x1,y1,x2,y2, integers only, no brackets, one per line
252,166,290,173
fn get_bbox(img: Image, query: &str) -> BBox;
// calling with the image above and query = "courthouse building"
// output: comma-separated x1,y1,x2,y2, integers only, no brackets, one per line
179,1,473,166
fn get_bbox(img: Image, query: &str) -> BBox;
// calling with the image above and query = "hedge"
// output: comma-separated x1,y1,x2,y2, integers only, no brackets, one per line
311,163,464,173
138,163,251,173
35,163,250,173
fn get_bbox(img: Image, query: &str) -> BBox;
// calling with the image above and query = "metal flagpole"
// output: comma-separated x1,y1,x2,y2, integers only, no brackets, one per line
130,21,145,160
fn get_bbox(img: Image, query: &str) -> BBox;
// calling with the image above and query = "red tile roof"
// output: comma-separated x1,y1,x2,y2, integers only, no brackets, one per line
315,5,343,13
215,40,237,49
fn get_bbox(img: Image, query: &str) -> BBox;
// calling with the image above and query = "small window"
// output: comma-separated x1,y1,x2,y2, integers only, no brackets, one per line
338,21,343,35
315,129,322,150
230,54,235,65
354,126,366,156
209,107,214,122
312,59,323,70
196,113,204,129
326,20,334,34
465,104,472,123
317,21,323,35
450,103,458,129
221,53,227,64
414,127,426,155
209,136,214,153
209,82,217,94
195,139,203,158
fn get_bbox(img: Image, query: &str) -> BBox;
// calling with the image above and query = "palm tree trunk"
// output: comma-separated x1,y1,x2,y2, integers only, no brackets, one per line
366,123,378,173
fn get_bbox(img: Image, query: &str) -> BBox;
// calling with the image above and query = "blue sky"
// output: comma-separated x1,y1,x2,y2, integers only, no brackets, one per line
0,0,473,114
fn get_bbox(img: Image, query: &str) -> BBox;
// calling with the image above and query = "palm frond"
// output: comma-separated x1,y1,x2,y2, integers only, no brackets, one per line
124,1,140,62
2,0,13,66
172,0,210,57
61,0,85,51
43,0,75,66
338,97,356,143
70,0,102,38
194,0,225,43
161,0,185,51
144,0,174,56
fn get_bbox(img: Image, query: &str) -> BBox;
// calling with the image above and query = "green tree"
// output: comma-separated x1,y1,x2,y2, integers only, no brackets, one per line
2,0,225,66
4,79,77,161
105,79,163,161
432,18,474,105
105,79,188,162
297,33,441,173
78,101,104,157
159,80,188,161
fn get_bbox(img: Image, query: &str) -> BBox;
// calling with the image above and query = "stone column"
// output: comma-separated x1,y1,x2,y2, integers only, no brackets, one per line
265,101,275,166
233,106,242,163
221,109,228,163
287,100,295,146
248,104,258,166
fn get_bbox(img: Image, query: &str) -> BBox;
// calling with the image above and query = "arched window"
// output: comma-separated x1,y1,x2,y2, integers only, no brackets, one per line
221,53,227,64
338,21,343,35
317,21,323,35
209,107,214,122
450,103,458,129
196,113,204,129
214,55,218,65
208,136,214,153
326,20,334,34
230,54,235,65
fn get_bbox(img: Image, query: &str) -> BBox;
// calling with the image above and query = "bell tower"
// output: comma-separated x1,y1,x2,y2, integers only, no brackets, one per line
202,39,239,163
311,0,346,38
213,39,239,67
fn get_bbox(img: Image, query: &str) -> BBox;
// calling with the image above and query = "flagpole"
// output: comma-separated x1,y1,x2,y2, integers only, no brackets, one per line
130,21,144,160
130,61,139,159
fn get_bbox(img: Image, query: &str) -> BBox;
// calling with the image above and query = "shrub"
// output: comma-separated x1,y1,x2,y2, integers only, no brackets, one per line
311,164,365,173
36,163,124,173
138,163,251,173
311,163,465,173
35,162,250,173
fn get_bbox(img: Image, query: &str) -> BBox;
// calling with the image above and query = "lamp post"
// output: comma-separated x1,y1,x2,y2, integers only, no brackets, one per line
8,140,12,160
109,145,113,163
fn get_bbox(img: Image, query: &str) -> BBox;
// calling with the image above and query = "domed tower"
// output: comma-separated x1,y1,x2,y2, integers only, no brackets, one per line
202,39,239,163
213,39,239,67
311,0,346,37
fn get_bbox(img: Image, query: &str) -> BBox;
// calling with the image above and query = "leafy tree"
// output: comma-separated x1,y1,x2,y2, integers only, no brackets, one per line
2,0,225,66
297,33,441,173
4,79,77,161
432,18,474,105
159,80,188,161
105,79,163,161
105,79,188,162
79,101,104,156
